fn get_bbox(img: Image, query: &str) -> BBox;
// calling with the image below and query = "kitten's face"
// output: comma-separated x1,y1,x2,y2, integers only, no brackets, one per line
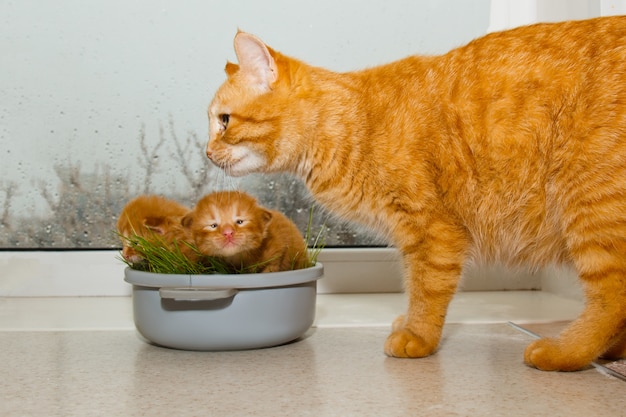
183,192,272,258
206,33,296,177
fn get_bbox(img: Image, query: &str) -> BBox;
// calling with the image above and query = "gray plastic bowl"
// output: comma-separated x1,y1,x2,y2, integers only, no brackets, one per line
124,263,324,351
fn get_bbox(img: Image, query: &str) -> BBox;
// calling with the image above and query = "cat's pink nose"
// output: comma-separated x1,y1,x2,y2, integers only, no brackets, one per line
206,147,213,160
222,228,234,239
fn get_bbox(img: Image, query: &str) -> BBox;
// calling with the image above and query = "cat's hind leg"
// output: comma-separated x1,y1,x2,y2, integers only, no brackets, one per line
384,219,467,358
602,328,626,360
524,253,626,371
524,156,626,371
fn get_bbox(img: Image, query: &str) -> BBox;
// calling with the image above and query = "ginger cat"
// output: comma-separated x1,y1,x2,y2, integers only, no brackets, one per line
181,191,309,272
117,195,195,263
205,16,626,371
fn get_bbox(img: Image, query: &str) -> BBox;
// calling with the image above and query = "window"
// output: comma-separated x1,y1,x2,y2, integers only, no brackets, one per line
0,0,491,251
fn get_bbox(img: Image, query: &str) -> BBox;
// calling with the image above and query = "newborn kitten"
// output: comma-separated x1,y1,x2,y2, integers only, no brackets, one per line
117,195,195,263
182,191,309,272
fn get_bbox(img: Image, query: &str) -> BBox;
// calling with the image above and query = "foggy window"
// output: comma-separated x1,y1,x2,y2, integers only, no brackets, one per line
0,1,489,249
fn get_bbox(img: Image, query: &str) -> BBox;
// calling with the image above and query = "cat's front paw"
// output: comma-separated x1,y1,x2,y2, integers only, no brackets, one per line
524,338,591,371
384,328,438,358
391,314,406,331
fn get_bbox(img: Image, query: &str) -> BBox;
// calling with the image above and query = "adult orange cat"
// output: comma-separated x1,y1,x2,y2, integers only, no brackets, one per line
181,191,309,272
205,16,626,371
117,195,196,263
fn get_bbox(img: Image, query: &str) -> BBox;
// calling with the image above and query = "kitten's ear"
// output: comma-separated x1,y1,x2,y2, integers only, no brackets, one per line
234,32,277,90
143,217,165,234
181,213,193,228
260,209,273,224
224,61,239,77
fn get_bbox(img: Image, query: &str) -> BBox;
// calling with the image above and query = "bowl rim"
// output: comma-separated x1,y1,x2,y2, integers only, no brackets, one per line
124,262,324,289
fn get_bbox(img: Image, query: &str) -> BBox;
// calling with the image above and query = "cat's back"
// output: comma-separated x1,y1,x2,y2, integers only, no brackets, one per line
448,16,626,71
438,16,626,113
429,16,626,161
356,16,626,162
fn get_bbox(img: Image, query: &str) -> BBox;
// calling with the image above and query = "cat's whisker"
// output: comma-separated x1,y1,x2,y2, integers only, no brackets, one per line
224,167,234,190
215,162,232,192
229,171,241,191
218,164,228,190
222,164,232,189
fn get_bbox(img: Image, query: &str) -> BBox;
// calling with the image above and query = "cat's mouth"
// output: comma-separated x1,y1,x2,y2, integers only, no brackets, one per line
214,158,244,176
217,241,243,257
207,146,267,177
221,158,254,177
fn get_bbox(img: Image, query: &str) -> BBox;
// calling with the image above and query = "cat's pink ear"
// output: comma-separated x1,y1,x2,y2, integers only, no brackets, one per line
234,32,277,91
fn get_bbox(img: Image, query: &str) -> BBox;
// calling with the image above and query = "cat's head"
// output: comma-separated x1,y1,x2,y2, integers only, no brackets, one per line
206,32,307,177
182,191,272,258
118,214,177,263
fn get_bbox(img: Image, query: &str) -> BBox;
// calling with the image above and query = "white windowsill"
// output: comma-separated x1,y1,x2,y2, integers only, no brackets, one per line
0,292,584,332
0,248,583,298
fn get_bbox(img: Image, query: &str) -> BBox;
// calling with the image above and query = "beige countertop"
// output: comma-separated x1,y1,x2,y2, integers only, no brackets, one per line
1,293,624,416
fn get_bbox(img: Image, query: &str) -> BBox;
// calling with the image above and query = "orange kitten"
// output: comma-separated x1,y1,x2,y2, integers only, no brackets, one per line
182,191,309,272
117,195,195,263
205,17,626,371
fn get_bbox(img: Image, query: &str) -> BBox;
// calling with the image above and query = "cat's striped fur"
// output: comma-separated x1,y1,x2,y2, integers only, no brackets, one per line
206,16,626,371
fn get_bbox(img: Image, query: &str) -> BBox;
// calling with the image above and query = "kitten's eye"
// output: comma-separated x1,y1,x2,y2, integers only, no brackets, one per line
205,223,218,231
235,219,245,225
219,114,230,130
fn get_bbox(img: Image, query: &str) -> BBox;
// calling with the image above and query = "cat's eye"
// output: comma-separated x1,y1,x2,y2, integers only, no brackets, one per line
235,219,245,225
219,114,230,130
206,223,218,230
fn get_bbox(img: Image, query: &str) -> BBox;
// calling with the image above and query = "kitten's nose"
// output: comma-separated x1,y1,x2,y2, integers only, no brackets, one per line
222,227,234,239
206,147,213,160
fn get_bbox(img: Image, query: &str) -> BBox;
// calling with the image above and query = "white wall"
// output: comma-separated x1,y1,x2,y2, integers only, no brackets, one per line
489,0,626,33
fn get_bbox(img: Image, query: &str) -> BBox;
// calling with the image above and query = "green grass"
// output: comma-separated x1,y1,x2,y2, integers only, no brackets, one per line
117,233,234,274
118,208,325,275
305,206,325,266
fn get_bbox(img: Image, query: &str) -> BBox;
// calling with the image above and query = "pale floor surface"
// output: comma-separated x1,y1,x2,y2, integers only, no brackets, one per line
1,292,625,417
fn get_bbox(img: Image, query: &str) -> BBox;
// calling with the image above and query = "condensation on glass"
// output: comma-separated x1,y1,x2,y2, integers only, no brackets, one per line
0,1,490,249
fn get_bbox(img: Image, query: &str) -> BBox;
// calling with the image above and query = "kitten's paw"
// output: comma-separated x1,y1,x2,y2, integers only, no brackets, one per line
384,328,437,358
524,338,591,371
